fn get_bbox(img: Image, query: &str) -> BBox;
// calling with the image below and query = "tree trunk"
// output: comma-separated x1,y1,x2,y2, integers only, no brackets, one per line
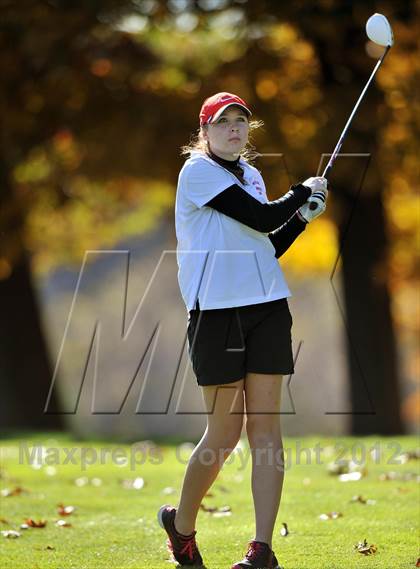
0,158,64,432
336,186,404,434
0,251,64,431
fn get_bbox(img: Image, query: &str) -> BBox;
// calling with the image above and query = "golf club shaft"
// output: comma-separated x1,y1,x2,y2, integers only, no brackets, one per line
309,44,391,209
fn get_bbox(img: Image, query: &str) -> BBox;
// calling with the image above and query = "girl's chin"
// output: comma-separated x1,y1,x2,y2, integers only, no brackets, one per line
212,146,244,158
224,146,244,155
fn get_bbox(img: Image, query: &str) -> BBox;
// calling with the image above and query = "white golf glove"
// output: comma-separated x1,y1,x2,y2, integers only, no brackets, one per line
298,176,328,223
303,176,328,193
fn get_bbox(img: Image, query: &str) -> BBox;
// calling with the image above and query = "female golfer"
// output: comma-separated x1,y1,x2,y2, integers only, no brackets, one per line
158,92,328,569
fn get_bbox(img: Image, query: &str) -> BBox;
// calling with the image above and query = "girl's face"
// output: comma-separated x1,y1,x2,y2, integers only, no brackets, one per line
203,106,250,160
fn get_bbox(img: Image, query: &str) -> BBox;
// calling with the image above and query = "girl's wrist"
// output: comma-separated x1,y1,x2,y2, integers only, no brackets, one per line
296,210,308,224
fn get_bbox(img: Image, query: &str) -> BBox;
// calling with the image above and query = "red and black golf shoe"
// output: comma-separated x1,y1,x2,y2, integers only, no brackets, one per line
231,540,283,569
157,504,204,566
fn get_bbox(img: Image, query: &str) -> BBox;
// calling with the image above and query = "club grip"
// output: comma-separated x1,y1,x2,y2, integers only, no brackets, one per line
308,178,330,210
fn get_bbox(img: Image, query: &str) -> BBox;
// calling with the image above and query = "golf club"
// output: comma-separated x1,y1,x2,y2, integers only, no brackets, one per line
309,13,394,210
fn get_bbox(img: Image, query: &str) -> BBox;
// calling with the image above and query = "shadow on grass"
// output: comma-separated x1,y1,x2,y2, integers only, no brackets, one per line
175,566,208,569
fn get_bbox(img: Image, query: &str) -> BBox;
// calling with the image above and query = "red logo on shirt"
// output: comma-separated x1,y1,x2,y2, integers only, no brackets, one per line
252,179,264,196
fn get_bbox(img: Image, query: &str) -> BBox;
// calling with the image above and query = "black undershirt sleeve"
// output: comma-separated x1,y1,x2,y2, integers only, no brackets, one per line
267,213,307,258
204,182,309,256
204,183,311,233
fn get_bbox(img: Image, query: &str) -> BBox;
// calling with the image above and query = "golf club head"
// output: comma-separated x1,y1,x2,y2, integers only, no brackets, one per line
366,13,394,47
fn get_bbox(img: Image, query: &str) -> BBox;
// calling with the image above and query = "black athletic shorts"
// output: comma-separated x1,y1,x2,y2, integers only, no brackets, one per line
187,298,295,386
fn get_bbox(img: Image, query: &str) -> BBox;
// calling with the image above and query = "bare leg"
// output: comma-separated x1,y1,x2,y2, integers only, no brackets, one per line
244,373,284,549
174,379,244,535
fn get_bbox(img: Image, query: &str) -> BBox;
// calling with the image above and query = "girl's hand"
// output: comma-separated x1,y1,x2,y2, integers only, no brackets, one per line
302,176,328,193
297,189,328,223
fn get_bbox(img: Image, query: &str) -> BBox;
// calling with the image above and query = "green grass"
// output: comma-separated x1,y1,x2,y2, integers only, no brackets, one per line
0,433,418,568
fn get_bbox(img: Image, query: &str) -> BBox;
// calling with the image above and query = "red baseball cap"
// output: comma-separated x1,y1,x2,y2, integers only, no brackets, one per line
199,92,252,126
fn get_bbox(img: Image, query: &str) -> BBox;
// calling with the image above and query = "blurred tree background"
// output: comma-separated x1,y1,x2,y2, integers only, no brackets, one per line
0,0,418,433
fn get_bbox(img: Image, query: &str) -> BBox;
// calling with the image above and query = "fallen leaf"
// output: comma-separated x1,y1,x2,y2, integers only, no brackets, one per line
0,518,9,524
25,518,47,528
121,477,145,490
402,449,420,461
351,494,367,503
200,503,217,513
354,538,377,555
55,519,72,527
319,512,343,520
199,504,231,516
328,460,351,475
1,486,30,497
350,495,376,505
395,487,410,494
75,476,103,487
57,504,75,516
213,510,232,518
416,558,420,567
280,522,289,537
328,460,367,478
133,439,161,452
379,472,396,481
1,530,20,538
20,524,29,530
46,545,55,550
339,472,363,482
379,471,419,482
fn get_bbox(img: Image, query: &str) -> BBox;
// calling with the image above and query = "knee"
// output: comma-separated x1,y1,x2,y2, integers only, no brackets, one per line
245,415,281,446
206,418,244,450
